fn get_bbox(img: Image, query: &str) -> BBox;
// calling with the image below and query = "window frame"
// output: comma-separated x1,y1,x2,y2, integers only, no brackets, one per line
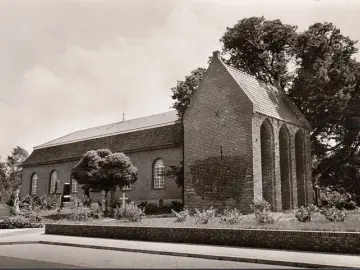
49,170,57,194
31,173,38,195
71,178,78,193
153,158,165,189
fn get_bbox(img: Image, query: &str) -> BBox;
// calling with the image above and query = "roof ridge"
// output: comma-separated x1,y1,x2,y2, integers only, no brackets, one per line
35,110,178,149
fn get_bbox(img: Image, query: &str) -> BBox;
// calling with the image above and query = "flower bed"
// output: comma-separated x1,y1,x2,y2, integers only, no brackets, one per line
50,210,360,232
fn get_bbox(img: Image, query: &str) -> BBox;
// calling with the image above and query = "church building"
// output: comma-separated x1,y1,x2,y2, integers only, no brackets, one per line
21,51,313,212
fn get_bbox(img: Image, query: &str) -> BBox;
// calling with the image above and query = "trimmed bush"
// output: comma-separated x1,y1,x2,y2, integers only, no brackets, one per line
220,208,243,224
171,209,189,222
0,216,43,229
252,199,278,224
114,202,145,222
194,206,216,224
294,204,318,222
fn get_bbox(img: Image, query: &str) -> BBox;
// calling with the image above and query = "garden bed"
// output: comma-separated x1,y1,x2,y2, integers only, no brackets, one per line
46,210,360,232
45,220,360,255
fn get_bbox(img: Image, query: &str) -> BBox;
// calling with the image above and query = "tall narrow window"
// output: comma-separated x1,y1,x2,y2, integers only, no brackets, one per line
295,130,306,207
31,173,38,195
71,178,78,193
279,125,291,210
50,171,57,194
153,159,165,189
260,119,275,210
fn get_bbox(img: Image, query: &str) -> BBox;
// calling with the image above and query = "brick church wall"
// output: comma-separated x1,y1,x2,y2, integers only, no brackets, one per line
252,114,313,211
183,56,254,213
21,146,182,205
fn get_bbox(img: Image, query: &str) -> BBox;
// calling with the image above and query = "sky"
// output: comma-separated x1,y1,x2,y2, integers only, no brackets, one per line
1,0,360,158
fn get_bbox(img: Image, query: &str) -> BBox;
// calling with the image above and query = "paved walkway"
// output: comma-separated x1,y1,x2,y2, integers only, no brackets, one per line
0,228,359,268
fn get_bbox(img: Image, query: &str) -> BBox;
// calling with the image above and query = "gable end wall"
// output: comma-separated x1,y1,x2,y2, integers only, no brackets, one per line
183,57,254,213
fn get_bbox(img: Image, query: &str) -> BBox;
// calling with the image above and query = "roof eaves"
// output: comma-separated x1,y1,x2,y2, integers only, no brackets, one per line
34,121,176,150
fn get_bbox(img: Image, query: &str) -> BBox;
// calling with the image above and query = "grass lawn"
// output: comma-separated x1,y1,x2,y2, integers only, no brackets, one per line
45,209,360,232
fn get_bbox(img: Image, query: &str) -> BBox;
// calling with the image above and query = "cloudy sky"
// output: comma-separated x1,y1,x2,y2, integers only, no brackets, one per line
1,0,359,158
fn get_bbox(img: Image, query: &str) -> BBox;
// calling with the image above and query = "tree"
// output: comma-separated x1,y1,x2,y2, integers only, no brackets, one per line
171,67,207,119
221,16,298,89
72,149,138,194
288,22,360,192
166,161,184,188
5,146,29,190
0,158,6,202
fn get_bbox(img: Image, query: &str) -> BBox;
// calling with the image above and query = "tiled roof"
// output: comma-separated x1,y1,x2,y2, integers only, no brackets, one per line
223,62,311,129
22,124,181,166
35,111,178,149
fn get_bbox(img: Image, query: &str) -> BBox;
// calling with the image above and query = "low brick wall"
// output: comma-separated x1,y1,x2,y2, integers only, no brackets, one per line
45,224,360,255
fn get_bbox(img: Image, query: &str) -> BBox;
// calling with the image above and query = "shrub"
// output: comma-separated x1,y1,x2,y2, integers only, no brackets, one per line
114,202,145,221
194,206,216,224
171,201,184,212
82,195,91,207
89,204,104,219
321,206,347,222
139,201,147,209
109,198,122,209
69,194,81,209
320,186,357,210
252,199,271,213
144,203,158,214
39,194,61,210
0,216,43,229
6,194,15,207
20,194,42,211
21,211,43,223
171,209,189,222
251,199,278,224
220,208,243,224
294,204,318,222
65,206,92,221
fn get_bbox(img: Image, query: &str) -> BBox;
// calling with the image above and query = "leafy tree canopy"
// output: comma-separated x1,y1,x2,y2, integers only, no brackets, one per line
0,146,28,202
72,149,138,192
170,67,207,119
171,17,360,194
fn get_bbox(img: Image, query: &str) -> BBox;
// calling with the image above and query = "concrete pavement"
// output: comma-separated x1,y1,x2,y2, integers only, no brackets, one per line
0,254,82,268
0,228,359,268
0,243,292,268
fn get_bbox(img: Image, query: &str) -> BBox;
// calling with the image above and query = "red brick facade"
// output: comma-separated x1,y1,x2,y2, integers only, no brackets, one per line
21,126,183,205
183,52,312,213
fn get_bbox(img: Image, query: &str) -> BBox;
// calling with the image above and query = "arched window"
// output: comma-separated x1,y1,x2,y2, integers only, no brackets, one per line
153,159,165,189
279,125,291,210
71,178,78,193
49,171,57,194
31,173,38,195
260,119,275,209
295,130,306,207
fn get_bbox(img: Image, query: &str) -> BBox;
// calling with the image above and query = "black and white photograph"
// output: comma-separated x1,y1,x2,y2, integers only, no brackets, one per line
1,0,360,268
